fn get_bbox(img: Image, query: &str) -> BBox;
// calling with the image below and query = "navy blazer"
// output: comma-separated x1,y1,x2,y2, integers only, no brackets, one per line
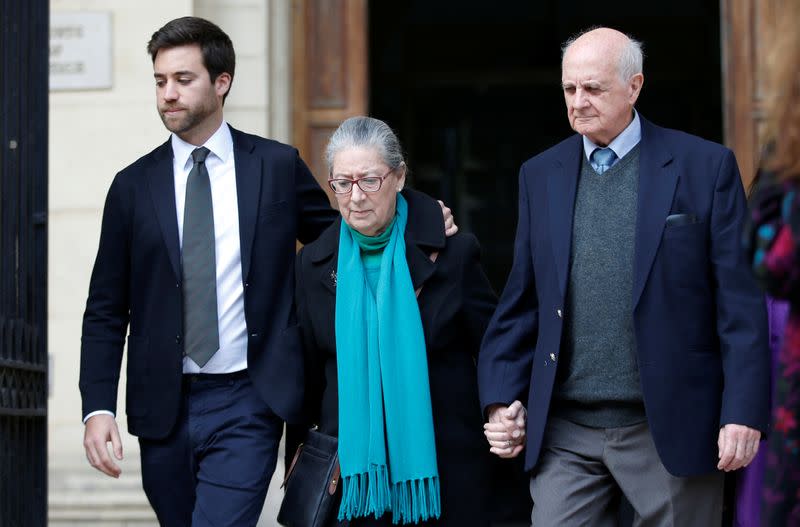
478,117,770,477
79,126,337,439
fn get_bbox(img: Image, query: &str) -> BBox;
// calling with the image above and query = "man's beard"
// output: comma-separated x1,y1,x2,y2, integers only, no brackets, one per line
159,103,213,136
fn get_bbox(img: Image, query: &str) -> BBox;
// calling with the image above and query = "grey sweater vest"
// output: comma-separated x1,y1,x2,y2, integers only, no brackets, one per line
552,144,646,428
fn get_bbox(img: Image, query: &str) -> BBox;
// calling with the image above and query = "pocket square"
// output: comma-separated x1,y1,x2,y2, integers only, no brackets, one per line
665,213,698,227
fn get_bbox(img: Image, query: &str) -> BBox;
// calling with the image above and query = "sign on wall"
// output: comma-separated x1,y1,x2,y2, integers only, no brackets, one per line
50,12,112,91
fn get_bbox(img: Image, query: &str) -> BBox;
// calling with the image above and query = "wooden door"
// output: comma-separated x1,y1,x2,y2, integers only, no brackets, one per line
721,0,778,186
292,0,368,196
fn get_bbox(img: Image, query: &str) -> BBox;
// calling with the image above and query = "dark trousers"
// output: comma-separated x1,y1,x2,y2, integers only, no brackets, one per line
138,371,282,527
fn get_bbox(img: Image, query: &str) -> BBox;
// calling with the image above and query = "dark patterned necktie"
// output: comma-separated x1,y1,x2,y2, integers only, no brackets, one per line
182,147,219,367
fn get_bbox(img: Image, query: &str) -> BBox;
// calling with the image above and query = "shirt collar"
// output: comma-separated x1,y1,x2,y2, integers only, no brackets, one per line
171,121,234,169
582,109,641,161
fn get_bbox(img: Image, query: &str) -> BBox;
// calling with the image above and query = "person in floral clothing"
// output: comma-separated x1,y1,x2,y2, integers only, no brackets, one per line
742,2,800,524
745,177,800,525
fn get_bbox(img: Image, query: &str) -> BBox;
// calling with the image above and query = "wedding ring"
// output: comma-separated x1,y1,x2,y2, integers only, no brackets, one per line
505,440,512,447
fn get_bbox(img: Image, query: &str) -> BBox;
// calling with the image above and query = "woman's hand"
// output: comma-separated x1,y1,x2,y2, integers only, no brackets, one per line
484,400,527,458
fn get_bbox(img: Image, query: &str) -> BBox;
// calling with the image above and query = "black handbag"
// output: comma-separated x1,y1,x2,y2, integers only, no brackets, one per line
277,428,341,527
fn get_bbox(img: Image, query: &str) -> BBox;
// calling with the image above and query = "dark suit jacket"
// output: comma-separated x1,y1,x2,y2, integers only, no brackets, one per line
294,189,505,525
79,126,337,439
478,116,770,477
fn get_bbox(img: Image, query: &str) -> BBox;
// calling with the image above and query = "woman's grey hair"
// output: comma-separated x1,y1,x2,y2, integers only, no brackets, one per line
561,28,644,82
325,116,405,174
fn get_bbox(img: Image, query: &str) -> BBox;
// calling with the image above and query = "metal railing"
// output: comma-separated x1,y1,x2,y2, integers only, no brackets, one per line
0,1,49,525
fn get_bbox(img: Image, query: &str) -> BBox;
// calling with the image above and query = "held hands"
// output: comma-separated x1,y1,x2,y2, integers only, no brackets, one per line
83,414,124,478
484,400,527,459
717,423,761,472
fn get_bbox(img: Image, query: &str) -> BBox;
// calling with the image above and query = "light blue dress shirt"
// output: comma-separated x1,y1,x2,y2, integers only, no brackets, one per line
582,110,642,172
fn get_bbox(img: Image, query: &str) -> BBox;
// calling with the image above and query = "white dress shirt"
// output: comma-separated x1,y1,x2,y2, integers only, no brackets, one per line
172,122,248,374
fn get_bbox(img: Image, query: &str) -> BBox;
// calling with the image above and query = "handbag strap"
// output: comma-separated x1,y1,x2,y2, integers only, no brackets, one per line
282,442,341,495
281,442,303,489
328,458,341,495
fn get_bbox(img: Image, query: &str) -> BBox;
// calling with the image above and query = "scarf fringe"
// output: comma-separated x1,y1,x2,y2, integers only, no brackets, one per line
338,470,441,525
390,476,441,525
338,465,391,521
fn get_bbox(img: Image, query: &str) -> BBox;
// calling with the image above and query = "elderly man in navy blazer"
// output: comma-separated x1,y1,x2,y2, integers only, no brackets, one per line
478,27,770,526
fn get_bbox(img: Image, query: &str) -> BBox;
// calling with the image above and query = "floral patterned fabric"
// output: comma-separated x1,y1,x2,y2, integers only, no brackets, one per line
743,170,800,526
735,297,789,526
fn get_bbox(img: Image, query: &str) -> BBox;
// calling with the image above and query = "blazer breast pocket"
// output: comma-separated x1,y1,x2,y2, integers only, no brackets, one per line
665,213,698,228
660,215,708,288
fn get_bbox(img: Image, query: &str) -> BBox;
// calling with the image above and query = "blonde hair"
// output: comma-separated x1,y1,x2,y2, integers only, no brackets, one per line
760,0,800,180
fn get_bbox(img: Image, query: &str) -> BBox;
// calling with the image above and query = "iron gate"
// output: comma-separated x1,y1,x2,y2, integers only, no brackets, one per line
0,1,49,526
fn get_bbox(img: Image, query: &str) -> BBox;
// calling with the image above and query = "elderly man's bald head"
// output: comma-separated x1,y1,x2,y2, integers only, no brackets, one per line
560,27,645,146
562,28,644,82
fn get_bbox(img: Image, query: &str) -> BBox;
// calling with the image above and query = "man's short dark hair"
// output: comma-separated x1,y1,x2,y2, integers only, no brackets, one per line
147,16,235,101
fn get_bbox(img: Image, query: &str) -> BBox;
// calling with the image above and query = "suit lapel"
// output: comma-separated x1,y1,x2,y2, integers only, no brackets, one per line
632,119,677,307
147,139,181,280
548,137,582,297
231,128,262,283
406,240,437,292
320,245,338,298
403,188,445,292
309,219,340,297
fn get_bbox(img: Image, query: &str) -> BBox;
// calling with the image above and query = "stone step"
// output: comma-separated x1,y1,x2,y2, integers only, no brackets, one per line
49,510,157,526
49,505,157,525
49,490,151,507
49,521,157,527
49,466,156,525
50,473,147,492
47,454,285,526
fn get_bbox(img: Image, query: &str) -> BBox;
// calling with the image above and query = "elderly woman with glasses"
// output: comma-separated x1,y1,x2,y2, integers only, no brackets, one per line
294,116,500,526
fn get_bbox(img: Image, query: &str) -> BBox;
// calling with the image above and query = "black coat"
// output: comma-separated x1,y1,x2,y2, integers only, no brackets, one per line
294,189,501,526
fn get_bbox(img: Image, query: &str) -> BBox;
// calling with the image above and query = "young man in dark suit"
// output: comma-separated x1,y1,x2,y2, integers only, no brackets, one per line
479,27,770,526
78,17,338,526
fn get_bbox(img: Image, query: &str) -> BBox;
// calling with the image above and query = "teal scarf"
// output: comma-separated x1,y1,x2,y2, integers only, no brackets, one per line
335,194,441,524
